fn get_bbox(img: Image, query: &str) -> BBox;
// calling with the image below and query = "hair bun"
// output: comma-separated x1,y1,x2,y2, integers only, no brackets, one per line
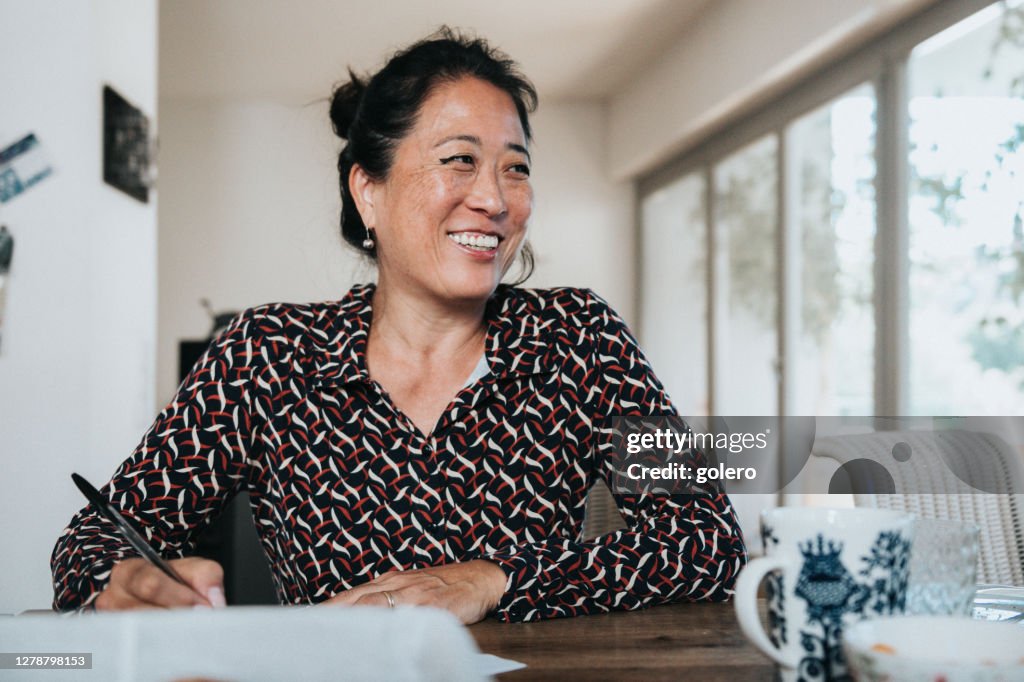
329,69,366,141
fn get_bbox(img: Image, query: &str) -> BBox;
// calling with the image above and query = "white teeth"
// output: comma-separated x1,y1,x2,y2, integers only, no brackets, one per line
447,233,499,250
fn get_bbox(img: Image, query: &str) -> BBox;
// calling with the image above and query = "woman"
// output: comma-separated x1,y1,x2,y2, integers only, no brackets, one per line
51,28,746,624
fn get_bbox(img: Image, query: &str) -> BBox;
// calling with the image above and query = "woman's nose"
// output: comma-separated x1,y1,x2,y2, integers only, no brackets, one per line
466,169,507,217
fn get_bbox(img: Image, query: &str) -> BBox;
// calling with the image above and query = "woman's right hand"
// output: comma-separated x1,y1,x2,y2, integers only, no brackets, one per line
94,557,226,611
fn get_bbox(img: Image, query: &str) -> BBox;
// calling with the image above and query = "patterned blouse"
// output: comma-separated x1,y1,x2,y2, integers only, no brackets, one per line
51,284,746,621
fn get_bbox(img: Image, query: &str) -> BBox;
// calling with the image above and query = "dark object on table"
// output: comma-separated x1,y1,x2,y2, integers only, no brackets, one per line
200,299,238,338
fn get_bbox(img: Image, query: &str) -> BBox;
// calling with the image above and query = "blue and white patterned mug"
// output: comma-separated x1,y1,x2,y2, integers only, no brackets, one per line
734,508,914,682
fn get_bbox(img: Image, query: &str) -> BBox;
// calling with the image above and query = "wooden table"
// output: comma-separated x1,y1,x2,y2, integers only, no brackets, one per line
470,600,773,680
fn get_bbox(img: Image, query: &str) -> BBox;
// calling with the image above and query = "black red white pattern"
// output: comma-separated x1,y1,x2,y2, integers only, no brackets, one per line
51,284,746,620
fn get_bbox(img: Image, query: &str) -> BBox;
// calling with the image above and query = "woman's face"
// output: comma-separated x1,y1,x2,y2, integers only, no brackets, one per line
354,76,533,306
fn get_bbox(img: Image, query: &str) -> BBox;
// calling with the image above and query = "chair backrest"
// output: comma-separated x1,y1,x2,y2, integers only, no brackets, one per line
811,429,1024,585
583,482,626,539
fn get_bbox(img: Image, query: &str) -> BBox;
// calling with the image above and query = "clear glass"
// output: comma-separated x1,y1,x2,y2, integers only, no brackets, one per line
906,519,979,616
712,136,779,554
907,1,1024,415
713,135,779,415
786,84,877,416
640,173,708,416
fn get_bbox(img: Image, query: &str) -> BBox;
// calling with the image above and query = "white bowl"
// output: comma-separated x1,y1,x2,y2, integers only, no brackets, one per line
843,616,1024,682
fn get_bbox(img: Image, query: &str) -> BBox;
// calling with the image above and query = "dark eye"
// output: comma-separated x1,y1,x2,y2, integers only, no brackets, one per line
441,154,475,166
510,163,531,177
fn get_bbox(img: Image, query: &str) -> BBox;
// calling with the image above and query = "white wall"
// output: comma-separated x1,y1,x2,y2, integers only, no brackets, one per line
0,0,158,613
156,97,633,403
155,98,359,403
523,103,635,314
607,0,937,179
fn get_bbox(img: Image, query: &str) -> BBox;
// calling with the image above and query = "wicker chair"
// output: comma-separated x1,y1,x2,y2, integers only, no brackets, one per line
811,429,1024,585
583,482,626,539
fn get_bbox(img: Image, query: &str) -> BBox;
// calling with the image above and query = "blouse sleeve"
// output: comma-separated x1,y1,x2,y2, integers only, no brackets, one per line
50,309,262,611
481,290,747,622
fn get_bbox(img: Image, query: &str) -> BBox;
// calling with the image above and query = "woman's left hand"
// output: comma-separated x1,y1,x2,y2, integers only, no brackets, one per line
322,560,507,624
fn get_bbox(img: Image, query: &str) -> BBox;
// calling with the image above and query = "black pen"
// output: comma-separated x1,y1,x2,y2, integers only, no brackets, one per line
71,472,210,603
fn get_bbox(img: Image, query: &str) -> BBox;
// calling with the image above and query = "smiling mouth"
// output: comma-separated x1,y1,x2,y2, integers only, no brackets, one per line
447,232,500,251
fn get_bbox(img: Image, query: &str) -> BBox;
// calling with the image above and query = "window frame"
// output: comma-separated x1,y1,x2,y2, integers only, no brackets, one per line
635,0,997,425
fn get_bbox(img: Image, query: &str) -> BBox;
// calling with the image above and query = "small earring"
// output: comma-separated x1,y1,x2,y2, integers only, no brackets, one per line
362,227,375,250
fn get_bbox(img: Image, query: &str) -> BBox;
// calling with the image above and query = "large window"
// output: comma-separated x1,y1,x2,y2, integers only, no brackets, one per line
640,173,707,416
713,136,779,415
639,0,1023,421
788,85,877,416
907,3,1024,414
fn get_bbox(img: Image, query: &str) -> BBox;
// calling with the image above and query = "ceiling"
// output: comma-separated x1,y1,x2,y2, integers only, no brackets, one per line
159,0,710,101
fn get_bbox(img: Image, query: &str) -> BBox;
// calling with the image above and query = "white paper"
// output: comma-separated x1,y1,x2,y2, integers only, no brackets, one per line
474,652,527,676
0,606,487,681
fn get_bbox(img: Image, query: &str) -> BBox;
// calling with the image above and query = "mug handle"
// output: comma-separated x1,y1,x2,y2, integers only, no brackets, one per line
734,556,797,669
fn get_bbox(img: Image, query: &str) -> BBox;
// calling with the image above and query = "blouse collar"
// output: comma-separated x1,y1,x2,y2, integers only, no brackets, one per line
310,283,555,387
